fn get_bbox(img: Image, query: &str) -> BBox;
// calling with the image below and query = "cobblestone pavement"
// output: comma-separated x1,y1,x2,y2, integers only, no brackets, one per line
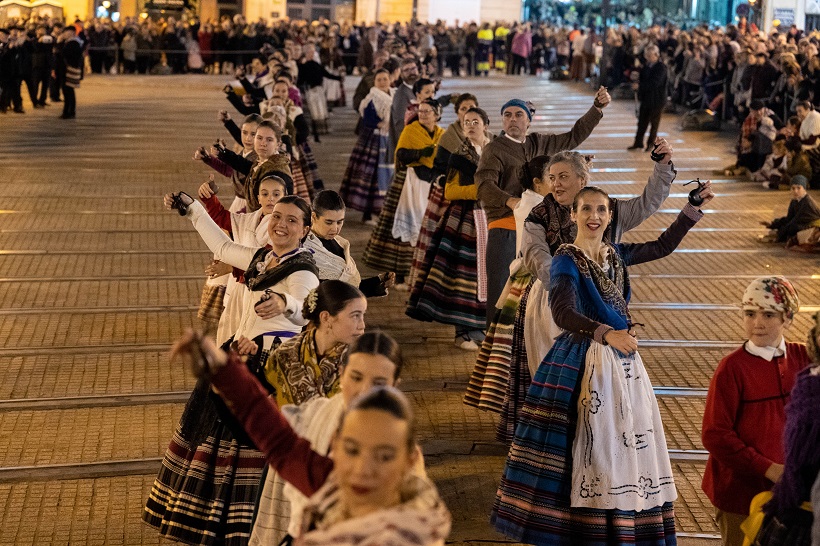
1,73,813,545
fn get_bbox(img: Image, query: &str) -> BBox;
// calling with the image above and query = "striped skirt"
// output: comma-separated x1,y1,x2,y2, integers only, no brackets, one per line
406,199,485,330
197,279,227,329
299,142,324,192
463,272,532,412
495,279,533,443
291,155,312,200
491,334,677,545
406,184,448,290
362,166,415,276
340,127,390,214
143,387,266,546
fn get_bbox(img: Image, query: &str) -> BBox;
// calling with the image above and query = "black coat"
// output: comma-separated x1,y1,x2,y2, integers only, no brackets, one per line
637,61,668,110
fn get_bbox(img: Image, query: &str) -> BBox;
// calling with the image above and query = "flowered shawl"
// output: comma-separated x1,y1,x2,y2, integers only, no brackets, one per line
263,328,348,406
296,472,451,546
550,243,632,331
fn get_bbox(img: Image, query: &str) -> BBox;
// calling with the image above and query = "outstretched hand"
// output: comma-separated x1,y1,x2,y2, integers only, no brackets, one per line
651,137,673,164
171,329,227,378
696,180,715,207
593,86,611,109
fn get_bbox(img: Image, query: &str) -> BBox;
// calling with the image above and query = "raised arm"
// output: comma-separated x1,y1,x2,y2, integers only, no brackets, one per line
536,105,603,155
210,352,334,497
612,151,677,240
617,203,703,267
217,147,254,176
223,118,243,147
186,200,258,270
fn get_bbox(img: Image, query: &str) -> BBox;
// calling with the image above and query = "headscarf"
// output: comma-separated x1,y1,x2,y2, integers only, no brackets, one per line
741,276,800,320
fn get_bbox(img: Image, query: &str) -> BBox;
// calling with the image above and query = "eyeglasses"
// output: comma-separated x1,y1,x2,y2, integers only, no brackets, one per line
463,119,482,126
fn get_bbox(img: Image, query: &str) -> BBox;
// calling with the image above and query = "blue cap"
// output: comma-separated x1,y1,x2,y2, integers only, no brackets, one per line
792,175,808,189
501,99,532,120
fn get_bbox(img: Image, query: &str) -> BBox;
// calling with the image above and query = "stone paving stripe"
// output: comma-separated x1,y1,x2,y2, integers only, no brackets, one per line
654,387,707,397
656,209,772,214
0,458,163,484
632,273,820,280
631,302,820,313
0,305,198,315
0,249,210,256
0,391,190,412
0,275,203,283
669,450,709,461
0,344,172,357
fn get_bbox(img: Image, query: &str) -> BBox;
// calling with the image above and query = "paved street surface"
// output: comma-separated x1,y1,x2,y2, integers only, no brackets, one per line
1,73,815,545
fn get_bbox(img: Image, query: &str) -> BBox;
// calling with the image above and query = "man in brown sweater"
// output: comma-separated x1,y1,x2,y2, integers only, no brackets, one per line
476,87,610,325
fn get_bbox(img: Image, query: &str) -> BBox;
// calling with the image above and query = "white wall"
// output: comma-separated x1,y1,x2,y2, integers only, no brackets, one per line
763,0,806,32
417,0,480,24
480,0,520,24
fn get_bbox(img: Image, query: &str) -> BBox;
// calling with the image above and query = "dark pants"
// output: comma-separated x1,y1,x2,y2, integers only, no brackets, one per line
634,103,663,148
511,54,528,74
50,73,63,101
33,70,49,104
62,84,76,117
485,227,516,327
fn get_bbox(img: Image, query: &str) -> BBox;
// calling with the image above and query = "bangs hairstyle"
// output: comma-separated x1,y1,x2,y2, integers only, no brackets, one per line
343,330,403,380
464,106,490,126
345,386,416,451
302,279,364,324
312,190,346,216
572,186,612,212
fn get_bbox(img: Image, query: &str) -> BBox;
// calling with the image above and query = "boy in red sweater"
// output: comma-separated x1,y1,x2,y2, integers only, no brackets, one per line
702,276,809,546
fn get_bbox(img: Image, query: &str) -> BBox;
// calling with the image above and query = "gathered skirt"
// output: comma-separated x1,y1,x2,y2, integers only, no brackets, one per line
143,383,267,546
406,199,485,331
463,272,531,412
491,333,677,545
362,166,415,276
298,141,323,192
406,184,447,289
340,127,391,214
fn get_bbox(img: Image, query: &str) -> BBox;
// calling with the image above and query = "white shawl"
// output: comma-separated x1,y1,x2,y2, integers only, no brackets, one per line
360,86,395,125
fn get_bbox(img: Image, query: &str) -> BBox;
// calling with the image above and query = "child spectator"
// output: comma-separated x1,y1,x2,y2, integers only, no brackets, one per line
753,136,788,189
761,176,820,243
702,277,809,546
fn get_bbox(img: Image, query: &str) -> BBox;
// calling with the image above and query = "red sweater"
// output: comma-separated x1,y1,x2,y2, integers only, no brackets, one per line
701,342,809,514
211,354,334,497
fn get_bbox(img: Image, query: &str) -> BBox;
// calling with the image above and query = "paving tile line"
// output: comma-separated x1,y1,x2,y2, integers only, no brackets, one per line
0,386,707,413
0,249,211,256
0,339,741,358
0,450,708,484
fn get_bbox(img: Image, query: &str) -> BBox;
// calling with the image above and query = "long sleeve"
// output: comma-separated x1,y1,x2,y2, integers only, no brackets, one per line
702,361,774,478
534,105,603,156
611,161,676,240
202,195,233,234
432,145,453,179
476,145,513,213
549,275,612,344
396,147,424,166
279,270,318,327
617,204,702,267
521,220,553,284
218,148,254,176
210,353,334,497
223,118,242,146
768,200,796,230
201,154,235,178
188,201,257,270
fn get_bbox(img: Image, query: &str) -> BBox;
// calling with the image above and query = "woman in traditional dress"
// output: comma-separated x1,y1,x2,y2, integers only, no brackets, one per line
339,68,394,224
492,183,714,544
362,98,444,288
406,93,481,293
498,147,677,443
406,106,491,350
463,155,551,412
403,78,436,127
262,80,318,199
144,195,319,546
303,190,396,296
171,333,451,545
250,331,405,546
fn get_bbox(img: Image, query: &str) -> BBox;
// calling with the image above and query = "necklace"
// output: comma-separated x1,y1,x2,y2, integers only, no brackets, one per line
268,246,301,266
